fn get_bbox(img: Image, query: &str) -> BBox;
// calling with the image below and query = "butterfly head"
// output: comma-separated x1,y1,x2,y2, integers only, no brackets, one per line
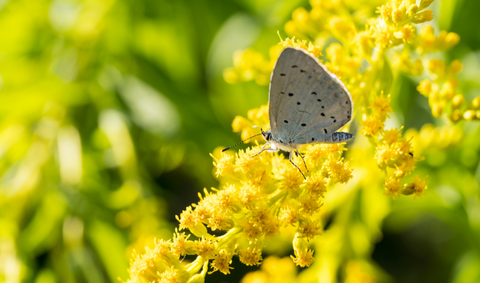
261,128,273,142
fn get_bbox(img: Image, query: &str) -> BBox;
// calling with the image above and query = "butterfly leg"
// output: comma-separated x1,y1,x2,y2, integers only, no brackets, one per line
289,151,306,180
251,143,277,158
295,149,309,172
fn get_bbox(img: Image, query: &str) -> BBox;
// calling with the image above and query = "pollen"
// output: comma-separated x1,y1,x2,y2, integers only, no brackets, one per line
298,219,322,241
239,247,263,266
384,177,402,199
291,247,315,268
195,238,216,260
211,249,234,275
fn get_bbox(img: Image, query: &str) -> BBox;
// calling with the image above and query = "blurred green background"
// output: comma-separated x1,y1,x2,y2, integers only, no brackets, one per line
1,0,480,282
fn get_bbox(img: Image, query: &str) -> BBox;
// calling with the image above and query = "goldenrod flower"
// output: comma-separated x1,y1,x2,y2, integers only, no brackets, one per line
412,10,433,24
419,0,435,10
172,229,195,257
195,238,216,260
382,127,403,144
291,236,315,267
384,177,402,199
279,204,300,227
370,92,393,119
326,158,353,184
417,79,432,96
177,206,201,231
402,175,428,198
360,115,384,137
239,247,263,266
212,152,235,178
160,266,189,283
210,249,233,274
304,172,327,198
278,34,323,58
394,24,415,43
375,144,395,169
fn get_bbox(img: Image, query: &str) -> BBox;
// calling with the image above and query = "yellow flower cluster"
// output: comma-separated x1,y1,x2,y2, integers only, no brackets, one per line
416,25,460,54
124,104,353,282
223,46,283,85
405,123,462,154
386,21,471,122
418,70,480,122
360,92,427,199
370,0,435,49
231,105,269,142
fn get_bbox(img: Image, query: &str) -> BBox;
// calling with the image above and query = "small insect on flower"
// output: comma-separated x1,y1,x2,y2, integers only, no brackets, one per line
223,47,354,179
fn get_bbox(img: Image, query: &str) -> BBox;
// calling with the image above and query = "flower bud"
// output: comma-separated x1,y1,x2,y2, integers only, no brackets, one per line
417,79,432,96
472,97,480,109
407,4,418,16
448,59,462,76
452,94,464,108
432,103,443,117
412,10,433,24
392,8,404,22
450,109,462,122
419,0,435,10
463,110,476,121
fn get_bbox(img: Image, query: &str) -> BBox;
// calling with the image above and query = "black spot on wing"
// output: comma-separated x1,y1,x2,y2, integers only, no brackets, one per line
284,120,289,123
289,93,294,97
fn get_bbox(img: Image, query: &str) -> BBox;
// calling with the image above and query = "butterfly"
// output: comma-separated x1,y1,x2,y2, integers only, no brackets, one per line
224,47,354,179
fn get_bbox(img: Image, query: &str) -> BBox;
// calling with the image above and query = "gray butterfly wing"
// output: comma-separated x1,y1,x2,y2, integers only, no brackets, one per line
268,47,353,145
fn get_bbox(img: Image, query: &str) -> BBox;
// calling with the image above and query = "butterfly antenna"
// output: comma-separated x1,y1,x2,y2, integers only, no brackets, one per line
222,133,263,152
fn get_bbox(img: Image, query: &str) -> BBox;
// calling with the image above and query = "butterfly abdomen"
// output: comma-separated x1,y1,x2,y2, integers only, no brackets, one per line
330,132,353,143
